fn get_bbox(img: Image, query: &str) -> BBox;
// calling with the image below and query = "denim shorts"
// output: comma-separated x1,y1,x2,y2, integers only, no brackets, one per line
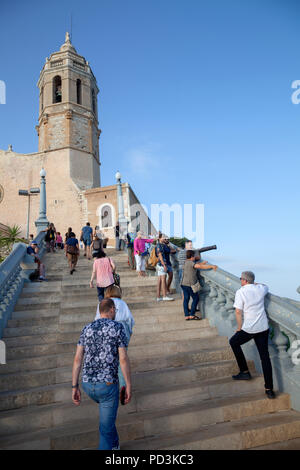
156,264,173,276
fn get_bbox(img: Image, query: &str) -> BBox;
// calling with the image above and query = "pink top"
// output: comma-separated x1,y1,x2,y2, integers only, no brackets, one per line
93,257,115,287
134,238,154,255
56,235,63,243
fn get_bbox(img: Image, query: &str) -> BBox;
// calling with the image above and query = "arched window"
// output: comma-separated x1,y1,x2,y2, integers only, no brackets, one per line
91,89,96,113
101,205,113,228
53,76,62,103
76,79,82,105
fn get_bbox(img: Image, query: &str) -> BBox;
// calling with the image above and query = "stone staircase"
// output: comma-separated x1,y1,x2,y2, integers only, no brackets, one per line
1,249,300,450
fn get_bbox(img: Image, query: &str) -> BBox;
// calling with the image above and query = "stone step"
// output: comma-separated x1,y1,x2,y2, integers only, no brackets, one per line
0,373,263,414
4,335,228,365
5,317,210,335
251,437,300,450
7,316,59,328
21,277,157,296
60,299,182,316
14,298,61,311
2,322,212,346
128,336,229,360
121,409,300,450
130,360,256,392
6,341,76,361
0,393,291,450
130,325,217,346
130,345,235,373
59,307,185,325
10,309,60,320
0,357,247,394
3,324,60,338
0,341,231,377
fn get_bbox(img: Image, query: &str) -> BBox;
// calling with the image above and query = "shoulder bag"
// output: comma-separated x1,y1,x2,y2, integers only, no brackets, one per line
108,258,120,287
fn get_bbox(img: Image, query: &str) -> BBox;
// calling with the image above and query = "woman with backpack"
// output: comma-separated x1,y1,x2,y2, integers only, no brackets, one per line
91,234,103,257
45,223,56,253
65,232,79,275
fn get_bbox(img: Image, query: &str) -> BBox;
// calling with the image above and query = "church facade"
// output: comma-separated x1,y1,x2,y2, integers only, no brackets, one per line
0,33,155,245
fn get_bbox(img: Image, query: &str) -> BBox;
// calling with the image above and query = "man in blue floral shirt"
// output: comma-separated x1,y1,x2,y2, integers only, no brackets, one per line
72,298,132,450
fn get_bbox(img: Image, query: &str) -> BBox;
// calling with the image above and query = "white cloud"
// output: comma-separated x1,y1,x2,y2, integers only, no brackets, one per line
125,143,165,178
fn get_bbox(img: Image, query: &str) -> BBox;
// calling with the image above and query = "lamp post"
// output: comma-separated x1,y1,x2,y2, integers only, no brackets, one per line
35,168,49,234
115,171,128,250
18,187,40,239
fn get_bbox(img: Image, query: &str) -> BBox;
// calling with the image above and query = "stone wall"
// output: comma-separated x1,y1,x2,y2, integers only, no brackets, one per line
0,149,85,239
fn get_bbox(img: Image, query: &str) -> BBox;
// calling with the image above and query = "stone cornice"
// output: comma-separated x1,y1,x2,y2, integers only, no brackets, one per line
38,104,99,125
84,183,128,195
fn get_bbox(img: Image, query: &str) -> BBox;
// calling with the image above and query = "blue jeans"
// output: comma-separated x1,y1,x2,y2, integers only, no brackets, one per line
97,287,105,301
97,284,114,302
82,381,119,450
181,285,199,317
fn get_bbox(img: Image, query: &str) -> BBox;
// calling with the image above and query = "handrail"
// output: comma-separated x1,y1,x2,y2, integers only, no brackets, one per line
0,232,46,338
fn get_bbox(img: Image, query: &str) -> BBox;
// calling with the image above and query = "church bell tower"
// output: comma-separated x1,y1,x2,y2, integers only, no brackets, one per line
36,32,101,189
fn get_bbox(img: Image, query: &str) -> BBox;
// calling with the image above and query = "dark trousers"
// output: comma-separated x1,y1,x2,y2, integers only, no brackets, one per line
127,246,135,269
97,284,114,302
229,329,273,390
181,285,199,317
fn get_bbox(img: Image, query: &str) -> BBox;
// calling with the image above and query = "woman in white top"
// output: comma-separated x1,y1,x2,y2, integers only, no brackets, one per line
95,285,135,399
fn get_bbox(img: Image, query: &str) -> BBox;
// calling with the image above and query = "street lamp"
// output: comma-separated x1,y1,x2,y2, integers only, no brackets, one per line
35,168,49,234
18,187,40,239
115,171,129,250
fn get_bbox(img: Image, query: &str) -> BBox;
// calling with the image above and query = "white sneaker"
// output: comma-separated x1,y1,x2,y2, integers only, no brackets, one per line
163,296,174,301
156,297,163,302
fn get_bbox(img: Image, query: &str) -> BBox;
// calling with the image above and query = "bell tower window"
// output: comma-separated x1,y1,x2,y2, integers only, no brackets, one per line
92,89,96,113
41,86,44,111
53,75,62,103
76,79,82,104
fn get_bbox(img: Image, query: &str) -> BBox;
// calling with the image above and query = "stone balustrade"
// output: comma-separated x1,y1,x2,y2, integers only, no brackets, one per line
0,231,46,338
170,248,300,411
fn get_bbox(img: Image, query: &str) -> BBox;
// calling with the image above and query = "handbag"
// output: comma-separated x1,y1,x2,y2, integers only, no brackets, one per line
191,281,202,293
108,258,120,286
113,272,121,287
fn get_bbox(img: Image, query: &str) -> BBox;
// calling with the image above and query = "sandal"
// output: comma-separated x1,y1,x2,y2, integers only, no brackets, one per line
191,315,201,320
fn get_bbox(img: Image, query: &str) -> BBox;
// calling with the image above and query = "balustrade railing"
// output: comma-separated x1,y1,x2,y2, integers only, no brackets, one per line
170,248,300,411
0,231,46,338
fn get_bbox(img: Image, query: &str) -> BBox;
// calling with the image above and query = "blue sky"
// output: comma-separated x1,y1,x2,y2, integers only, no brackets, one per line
0,0,299,299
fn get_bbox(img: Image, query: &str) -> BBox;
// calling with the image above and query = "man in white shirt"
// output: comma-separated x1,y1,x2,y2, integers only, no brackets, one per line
229,271,275,399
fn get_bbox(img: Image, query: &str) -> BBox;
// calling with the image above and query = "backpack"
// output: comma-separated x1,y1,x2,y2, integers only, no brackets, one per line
148,246,159,267
29,269,40,282
93,239,101,250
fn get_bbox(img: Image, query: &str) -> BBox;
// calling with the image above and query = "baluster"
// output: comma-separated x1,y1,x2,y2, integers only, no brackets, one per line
206,282,218,306
224,292,235,324
269,320,291,365
214,287,226,314
288,334,300,373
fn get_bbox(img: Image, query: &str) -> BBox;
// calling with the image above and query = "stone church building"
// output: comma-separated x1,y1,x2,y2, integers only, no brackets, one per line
0,33,155,245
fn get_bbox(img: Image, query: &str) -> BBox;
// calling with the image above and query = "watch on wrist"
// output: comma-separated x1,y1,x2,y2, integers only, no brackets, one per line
72,384,79,388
